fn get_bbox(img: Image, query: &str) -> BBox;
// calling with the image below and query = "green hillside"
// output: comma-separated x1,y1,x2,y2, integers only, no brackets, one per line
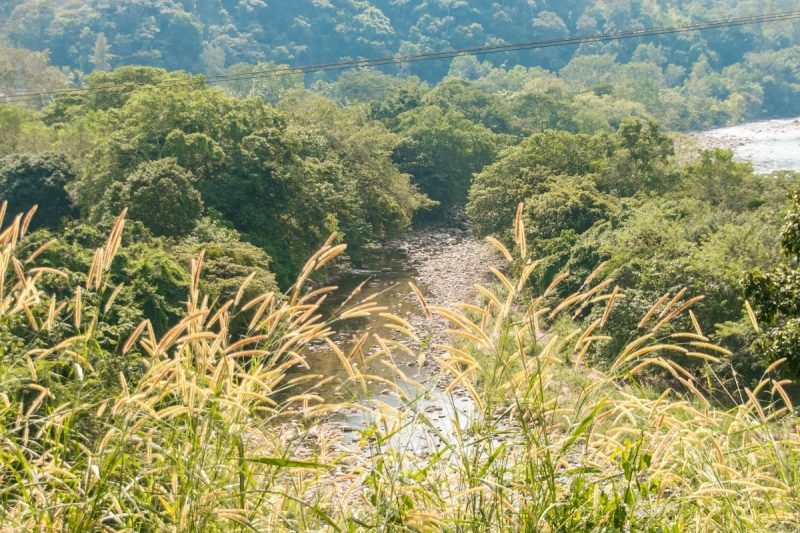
2,2,800,531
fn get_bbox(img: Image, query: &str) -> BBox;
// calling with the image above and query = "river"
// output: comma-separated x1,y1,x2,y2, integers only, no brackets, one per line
283,223,498,442
692,117,800,173
287,117,800,436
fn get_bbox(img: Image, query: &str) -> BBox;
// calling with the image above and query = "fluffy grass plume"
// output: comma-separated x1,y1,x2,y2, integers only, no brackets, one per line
0,202,798,532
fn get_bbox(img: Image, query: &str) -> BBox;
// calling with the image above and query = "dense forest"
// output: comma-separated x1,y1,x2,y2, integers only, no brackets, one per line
2,0,800,125
1,0,799,79
2,1,800,531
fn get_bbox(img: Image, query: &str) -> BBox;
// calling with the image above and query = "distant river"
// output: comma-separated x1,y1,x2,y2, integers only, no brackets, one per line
693,117,800,174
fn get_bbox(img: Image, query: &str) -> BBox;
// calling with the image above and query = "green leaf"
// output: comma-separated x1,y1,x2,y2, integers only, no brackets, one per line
558,399,606,456
247,457,331,469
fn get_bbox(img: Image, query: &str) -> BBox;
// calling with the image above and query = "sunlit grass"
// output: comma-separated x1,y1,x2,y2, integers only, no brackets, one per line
1,200,798,532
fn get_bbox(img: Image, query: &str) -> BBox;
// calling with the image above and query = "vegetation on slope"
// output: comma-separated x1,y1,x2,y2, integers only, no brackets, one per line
0,203,798,532
1,57,799,383
0,2,799,527
467,123,800,383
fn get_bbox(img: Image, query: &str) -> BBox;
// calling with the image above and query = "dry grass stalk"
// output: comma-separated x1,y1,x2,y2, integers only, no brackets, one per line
1,201,799,533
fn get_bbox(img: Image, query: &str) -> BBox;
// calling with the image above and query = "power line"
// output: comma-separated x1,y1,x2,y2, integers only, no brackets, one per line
4,10,800,105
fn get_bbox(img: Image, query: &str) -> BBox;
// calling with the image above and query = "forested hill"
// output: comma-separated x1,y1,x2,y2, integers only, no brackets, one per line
2,0,799,82
2,0,800,381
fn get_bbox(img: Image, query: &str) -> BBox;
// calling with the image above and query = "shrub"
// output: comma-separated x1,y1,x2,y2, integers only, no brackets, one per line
743,188,800,379
0,151,75,228
105,158,203,237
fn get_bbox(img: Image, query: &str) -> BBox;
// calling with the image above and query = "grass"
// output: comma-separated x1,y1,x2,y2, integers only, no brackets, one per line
0,201,799,532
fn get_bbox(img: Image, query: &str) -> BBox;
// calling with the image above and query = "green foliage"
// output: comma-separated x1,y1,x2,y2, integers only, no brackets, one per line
89,32,111,72
0,151,75,229
99,158,204,238
4,0,54,50
175,215,277,311
22,222,189,338
601,118,676,196
683,148,757,209
43,67,201,124
1,0,796,85
447,54,493,81
0,106,53,156
560,54,619,88
467,128,615,239
368,78,429,121
1,0,799,130
524,175,615,241
422,78,513,133
0,47,66,108
469,118,799,381
389,105,500,211
324,69,406,104
222,61,305,104
279,92,432,242
559,196,788,378
54,75,430,287
743,188,800,379
506,90,580,135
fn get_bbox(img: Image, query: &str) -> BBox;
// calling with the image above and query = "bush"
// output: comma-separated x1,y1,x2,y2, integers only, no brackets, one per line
0,151,75,228
104,158,203,237
743,188,800,379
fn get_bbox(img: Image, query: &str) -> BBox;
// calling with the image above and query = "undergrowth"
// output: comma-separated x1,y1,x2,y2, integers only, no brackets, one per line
0,201,798,532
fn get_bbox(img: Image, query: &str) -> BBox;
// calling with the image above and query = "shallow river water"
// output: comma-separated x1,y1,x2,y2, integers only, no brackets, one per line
694,117,800,173
283,240,478,438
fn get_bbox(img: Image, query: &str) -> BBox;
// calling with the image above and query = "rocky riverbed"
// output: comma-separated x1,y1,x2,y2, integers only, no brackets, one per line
277,221,502,470
383,221,500,365
690,117,800,174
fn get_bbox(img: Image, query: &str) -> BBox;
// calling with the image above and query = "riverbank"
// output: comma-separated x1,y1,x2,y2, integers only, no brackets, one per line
689,116,800,173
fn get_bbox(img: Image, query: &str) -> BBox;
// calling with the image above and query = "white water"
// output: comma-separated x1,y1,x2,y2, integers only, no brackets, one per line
696,117,800,174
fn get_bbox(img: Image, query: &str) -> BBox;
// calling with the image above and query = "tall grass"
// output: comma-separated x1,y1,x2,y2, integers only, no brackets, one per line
0,201,798,532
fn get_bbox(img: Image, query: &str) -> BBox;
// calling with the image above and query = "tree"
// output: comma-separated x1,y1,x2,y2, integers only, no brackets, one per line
447,55,492,81
4,0,54,51
89,33,112,72
682,148,756,209
162,13,204,71
26,222,191,337
0,151,75,229
0,105,54,155
743,188,800,379
175,218,277,308
368,79,428,121
530,11,571,70
390,106,500,212
0,47,65,106
82,67,199,111
201,44,226,76
328,70,403,104
467,129,618,241
507,91,579,134
223,62,305,104
599,118,676,196
101,159,203,238
71,76,431,287
423,78,513,133
524,175,615,240
559,55,618,88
